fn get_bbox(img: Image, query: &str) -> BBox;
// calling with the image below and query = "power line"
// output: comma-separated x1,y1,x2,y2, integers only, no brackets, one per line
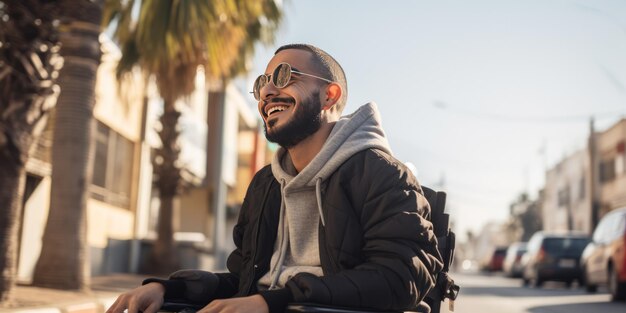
432,100,625,124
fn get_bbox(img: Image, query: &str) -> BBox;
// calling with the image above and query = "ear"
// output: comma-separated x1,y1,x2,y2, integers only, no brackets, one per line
322,83,342,110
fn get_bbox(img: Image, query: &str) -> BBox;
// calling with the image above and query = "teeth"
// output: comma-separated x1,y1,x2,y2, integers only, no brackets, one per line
267,105,288,116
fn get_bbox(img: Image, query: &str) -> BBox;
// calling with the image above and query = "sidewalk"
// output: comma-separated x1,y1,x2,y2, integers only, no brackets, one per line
0,274,150,313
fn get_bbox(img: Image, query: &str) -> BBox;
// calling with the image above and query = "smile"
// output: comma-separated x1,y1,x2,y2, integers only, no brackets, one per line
267,105,289,116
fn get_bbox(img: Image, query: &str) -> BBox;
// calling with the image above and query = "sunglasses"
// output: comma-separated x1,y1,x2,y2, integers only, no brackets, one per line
252,62,334,100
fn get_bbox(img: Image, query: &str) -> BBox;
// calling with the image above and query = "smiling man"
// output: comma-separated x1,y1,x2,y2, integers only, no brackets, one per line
107,44,443,313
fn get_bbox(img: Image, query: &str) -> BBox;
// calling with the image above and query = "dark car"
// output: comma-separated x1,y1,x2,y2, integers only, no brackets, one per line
484,246,508,272
503,242,527,278
522,231,591,287
581,207,626,301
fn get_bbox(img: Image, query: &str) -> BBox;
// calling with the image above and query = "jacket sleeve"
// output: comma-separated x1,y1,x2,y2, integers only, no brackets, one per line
285,150,444,311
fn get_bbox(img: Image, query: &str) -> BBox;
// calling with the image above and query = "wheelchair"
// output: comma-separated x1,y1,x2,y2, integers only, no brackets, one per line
159,187,459,313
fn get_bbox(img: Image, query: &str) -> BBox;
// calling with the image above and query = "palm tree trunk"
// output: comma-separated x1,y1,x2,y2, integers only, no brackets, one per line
0,0,61,302
149,98,182,275
32,0,103,290
0,159,26,302
0,98,53,301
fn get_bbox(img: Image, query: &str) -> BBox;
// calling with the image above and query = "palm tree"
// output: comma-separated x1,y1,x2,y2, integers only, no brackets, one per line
0,0,62,301
107,0,281,274
31,0,104,291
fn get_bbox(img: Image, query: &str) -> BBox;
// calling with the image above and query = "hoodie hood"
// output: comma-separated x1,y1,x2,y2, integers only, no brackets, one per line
271,101,392,189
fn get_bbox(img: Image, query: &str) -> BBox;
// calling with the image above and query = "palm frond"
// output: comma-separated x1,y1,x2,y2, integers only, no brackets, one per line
102,0,135,43
107,0,283,101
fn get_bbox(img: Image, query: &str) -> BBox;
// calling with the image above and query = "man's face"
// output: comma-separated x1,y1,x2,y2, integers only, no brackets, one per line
257,49,326,148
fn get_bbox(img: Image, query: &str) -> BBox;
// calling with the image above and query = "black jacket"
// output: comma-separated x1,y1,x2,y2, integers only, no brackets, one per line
153,149,443,312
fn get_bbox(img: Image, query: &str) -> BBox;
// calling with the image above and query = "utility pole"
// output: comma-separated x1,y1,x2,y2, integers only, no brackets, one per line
566,186,574,231
588,117,600,232
207,83,228,270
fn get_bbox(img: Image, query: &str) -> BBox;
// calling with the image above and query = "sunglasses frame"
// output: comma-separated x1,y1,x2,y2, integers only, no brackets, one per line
252,62,334,100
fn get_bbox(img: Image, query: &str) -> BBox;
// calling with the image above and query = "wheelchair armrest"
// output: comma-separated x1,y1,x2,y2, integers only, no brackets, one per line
159,301,429,313
285,302,428,313
286,303,396,313
159,301,203,313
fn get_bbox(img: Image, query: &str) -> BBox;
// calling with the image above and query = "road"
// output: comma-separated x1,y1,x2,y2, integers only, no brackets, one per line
439,271,626,313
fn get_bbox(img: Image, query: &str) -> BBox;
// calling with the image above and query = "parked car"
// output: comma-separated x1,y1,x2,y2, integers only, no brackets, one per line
483,246,508,272
580,207,626,301
522,231,591,288
503,242,527,278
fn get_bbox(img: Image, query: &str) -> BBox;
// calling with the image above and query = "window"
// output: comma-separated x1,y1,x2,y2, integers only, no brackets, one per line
543,237,590,254
90,121,135,209
592,216,609,242
557,185,570,207
578,177,585,200
599,158,616,183
593,212,624,243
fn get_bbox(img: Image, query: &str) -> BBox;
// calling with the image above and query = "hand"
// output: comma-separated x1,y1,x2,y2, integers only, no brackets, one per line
198,295,269,313
106,282,165,313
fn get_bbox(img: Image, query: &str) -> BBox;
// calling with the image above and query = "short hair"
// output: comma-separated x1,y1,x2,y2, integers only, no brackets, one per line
275,44,348,111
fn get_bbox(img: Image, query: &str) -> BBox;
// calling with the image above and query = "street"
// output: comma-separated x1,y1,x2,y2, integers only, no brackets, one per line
441,271,626,313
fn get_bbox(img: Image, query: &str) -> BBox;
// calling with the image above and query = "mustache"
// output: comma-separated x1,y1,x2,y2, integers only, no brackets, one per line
263,97,296,106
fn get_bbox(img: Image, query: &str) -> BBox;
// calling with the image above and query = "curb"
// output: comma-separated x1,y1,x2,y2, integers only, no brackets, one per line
0,295,118,313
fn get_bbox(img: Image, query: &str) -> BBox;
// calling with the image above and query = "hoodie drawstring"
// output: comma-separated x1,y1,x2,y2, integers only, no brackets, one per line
268,178,325,289
315,177,326,227
269,179,289,289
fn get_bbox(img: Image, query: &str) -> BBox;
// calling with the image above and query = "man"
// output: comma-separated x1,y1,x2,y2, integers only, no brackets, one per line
107,44,443,313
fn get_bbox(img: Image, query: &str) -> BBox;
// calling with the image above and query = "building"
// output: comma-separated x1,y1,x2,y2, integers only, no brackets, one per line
17,35,269,282
18,35,145,280
542,148,592,233
541,118,626,235
596,119,626,215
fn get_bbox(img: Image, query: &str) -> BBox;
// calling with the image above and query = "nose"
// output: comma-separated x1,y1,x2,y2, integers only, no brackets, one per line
257,79,278,116
259,78,279,101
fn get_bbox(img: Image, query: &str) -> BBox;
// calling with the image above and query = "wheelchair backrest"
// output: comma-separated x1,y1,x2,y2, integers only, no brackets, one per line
421,186,459,313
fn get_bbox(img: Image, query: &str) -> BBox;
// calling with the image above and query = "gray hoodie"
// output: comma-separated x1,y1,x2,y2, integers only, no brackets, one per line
258,102,393,289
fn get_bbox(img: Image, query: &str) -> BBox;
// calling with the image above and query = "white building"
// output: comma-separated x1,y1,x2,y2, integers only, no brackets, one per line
542,149,592,233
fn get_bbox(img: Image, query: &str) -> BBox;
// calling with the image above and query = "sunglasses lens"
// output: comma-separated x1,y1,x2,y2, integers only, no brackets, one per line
253,63,292,100
253,75,266,100
273,63,291,88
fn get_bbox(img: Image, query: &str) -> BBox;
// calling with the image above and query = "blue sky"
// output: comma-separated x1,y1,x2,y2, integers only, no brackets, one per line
240,0,626,240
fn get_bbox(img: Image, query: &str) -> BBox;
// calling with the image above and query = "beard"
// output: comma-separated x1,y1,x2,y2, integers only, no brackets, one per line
263,93,323,149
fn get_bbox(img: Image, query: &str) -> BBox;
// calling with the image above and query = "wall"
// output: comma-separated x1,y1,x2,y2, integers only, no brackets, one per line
597,119,626,214
542,148,591,233
17,177,51,282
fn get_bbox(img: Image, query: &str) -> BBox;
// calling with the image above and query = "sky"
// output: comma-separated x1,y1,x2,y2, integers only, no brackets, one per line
238,0,626,241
